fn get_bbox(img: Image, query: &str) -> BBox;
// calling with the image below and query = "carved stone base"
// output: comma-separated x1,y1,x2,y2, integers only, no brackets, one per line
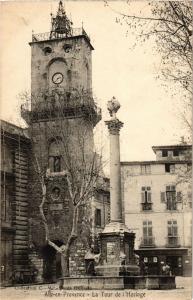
58,275,176,290
96,222,139,277
95,264,139,277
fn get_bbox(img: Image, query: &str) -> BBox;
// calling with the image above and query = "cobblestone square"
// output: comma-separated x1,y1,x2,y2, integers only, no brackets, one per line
1,277,192,300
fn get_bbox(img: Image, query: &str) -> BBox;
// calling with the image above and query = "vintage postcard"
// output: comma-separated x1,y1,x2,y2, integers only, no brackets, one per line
0,1,192,300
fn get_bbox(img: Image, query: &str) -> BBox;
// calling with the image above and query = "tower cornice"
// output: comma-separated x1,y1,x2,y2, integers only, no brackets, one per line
29,32,94,50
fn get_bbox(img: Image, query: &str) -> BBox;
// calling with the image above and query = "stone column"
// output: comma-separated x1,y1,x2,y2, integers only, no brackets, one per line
105,118,123,223
95,97,139,278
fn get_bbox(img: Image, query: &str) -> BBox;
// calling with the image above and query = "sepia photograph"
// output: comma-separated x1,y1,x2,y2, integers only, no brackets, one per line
0,1,192,300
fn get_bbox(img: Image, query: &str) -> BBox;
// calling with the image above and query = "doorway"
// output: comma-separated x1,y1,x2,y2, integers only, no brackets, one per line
166,256,183,276
42,240,63,282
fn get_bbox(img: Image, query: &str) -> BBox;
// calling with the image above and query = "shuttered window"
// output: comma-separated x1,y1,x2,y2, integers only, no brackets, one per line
141,165,151,174
168,220,178,236
143,221,153,237
167,220,178,246
141,187,152,203
161,186,180,210
141,187,152,211
166,186,176,210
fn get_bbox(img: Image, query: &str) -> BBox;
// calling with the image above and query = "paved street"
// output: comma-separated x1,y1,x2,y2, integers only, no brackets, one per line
0,277,192,300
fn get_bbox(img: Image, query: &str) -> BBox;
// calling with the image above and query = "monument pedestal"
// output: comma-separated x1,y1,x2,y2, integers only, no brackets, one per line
95,222,139,277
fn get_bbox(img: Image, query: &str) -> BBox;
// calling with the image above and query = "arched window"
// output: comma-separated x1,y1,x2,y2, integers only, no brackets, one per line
48,138,62,173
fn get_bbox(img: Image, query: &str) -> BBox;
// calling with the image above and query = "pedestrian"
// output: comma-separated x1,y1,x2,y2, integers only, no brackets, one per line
165,263,170,275
161,261,166,275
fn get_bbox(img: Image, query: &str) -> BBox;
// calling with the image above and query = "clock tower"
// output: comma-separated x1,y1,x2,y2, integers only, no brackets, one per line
21,1,101,281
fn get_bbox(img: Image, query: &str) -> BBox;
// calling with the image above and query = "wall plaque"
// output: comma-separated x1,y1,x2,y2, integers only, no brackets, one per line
106,242,116,264
50,203,63,211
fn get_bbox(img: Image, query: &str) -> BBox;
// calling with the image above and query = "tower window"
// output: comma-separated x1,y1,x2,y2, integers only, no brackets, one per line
48,138,62,173
54,156,61,172
49,156,61,173
43,47,52,55
95,209,102,227
63,44,72,53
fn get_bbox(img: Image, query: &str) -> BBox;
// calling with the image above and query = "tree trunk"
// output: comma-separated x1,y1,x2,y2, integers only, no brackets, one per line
61,253,69,277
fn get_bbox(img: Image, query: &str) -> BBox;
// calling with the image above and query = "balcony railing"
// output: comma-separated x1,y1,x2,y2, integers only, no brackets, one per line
20,90,101,125
141,203,152,211
32,27,90,43
166,236,180,247
140,236,155,248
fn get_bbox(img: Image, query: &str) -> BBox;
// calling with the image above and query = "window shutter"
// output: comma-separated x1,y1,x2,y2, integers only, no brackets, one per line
170,164,175,173
143,227,147,236
160,192,166,203
168,225,172,236
148,227,153,237
147,192,152,203
141,192,145,203
176,192,182,202
173,226,178,236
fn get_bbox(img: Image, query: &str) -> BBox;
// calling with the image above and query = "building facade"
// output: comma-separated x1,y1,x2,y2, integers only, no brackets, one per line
1,121,30,286
121,144,192,276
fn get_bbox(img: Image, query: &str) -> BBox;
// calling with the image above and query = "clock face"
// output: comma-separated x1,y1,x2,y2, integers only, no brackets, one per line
52,72,64,84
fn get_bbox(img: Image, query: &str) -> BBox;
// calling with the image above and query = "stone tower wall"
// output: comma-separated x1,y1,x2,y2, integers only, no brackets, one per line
30,37,92,104
28,24,98,280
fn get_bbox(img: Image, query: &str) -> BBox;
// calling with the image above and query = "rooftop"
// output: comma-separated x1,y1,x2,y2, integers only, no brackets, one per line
121,160,191,166
0,120,29,140
31,28,93,49
152,144,192,153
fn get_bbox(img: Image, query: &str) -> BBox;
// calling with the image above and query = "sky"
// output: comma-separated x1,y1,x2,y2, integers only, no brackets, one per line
0,0,188,167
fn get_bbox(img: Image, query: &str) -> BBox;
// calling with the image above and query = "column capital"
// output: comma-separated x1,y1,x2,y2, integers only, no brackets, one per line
105,118,124,135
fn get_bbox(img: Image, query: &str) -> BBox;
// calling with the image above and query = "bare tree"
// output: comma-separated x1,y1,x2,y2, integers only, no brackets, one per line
105,1,192,92
105,0,192,135
175,144,192,208
21,88,103,278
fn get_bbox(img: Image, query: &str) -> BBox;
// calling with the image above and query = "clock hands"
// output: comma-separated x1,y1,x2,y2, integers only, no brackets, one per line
52,73,63,84
55,75,62,83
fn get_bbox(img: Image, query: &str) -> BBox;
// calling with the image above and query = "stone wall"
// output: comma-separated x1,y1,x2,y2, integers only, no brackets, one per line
29,251,44,282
